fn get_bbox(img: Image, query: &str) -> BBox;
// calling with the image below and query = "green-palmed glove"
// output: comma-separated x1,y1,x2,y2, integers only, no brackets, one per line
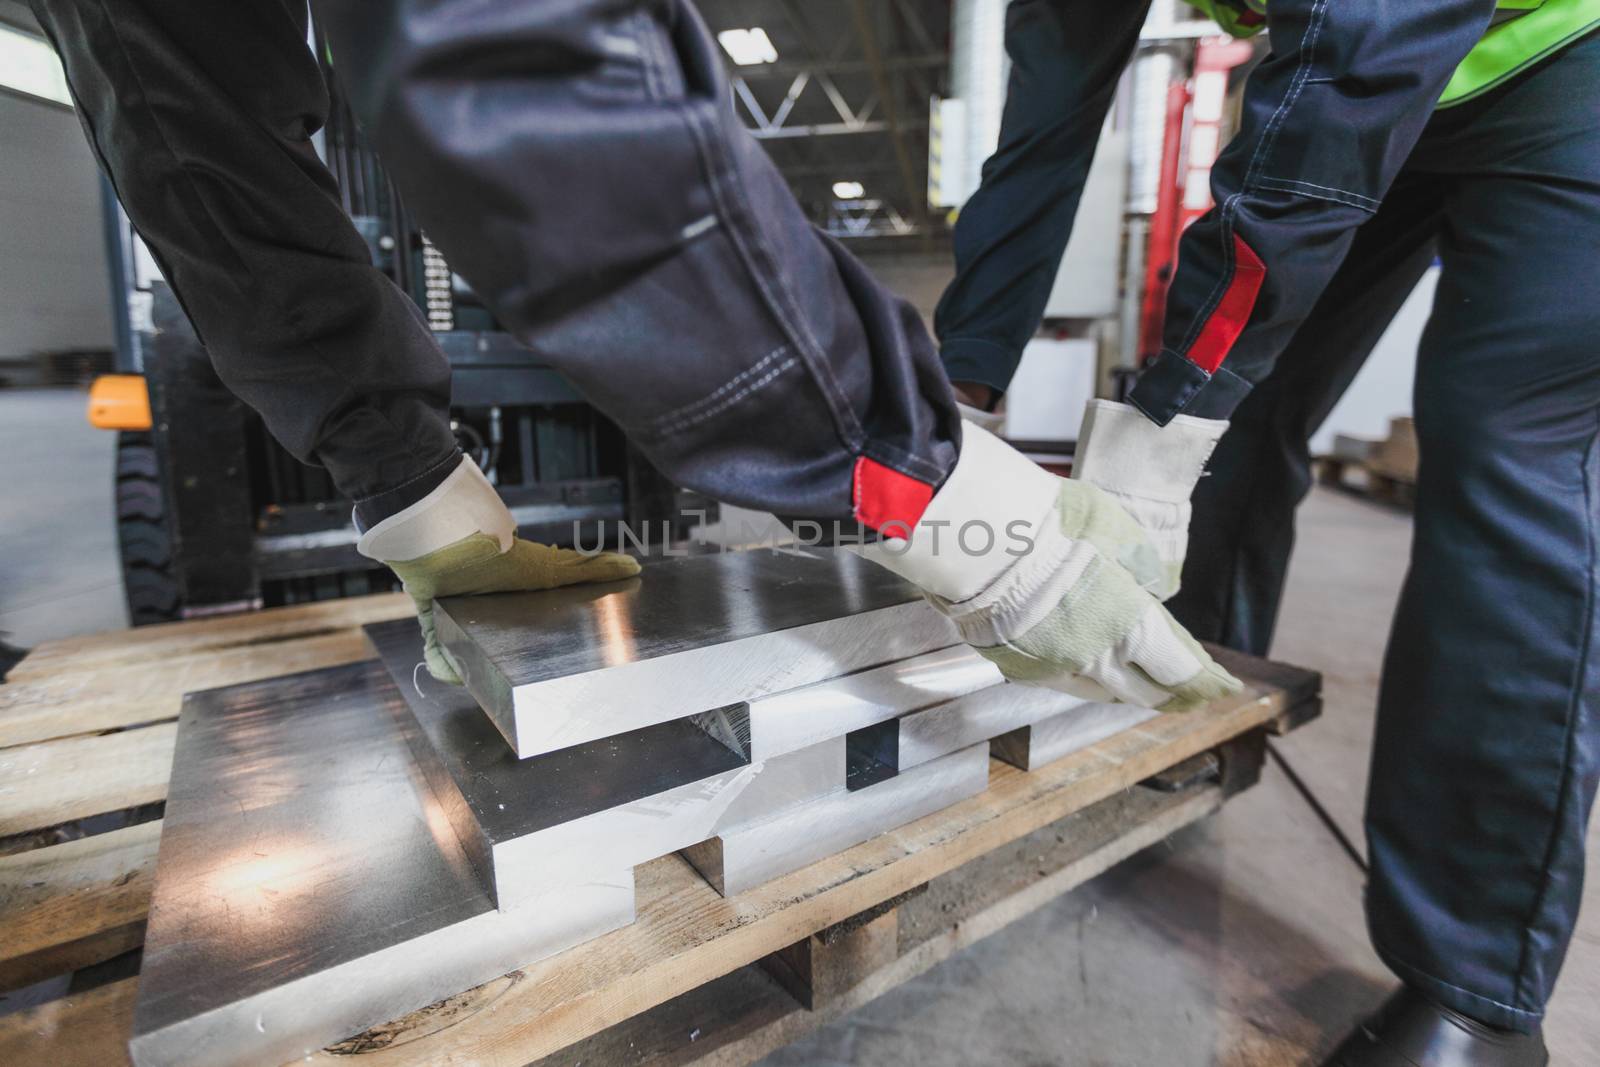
356,457,639,683
859,423,1239,712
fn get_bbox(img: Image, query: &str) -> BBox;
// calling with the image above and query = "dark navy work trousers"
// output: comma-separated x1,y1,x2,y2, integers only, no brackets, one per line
931,2,1599,1029
1171,33,1600,1031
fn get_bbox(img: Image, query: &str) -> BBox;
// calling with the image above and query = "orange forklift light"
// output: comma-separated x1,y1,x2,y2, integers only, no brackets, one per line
87,374,153,431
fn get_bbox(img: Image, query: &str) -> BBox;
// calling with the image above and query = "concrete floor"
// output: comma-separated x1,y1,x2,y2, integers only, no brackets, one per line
2,397,1596,1063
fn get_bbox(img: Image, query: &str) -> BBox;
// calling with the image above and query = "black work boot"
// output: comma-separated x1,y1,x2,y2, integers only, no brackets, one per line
1323,987,1549,1066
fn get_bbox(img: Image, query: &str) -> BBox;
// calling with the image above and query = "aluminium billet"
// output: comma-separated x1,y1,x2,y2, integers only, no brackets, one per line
434,548,959,757
129,661,634,1067
368,617,847,909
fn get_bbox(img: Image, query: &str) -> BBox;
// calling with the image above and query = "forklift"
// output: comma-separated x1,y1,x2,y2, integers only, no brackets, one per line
82,48,707,627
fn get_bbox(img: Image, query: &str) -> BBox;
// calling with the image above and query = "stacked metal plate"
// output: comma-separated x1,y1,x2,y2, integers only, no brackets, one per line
130,662,639,1067
130,548,1163,1067
431,549,961,757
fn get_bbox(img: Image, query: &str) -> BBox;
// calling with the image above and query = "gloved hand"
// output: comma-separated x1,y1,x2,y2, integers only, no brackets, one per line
357,457,639,683
859,423,1238,712
1072,399,1228,600
956,399,1004,435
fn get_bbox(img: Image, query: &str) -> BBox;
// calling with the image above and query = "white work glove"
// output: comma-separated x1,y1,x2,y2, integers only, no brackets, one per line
858,423,1239,712
1072,399,1228,599
956,398,1005,435
357,457,639,683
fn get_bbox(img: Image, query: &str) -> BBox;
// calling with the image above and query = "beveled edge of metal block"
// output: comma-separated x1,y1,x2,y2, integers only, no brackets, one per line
368,617,752,911
744,644,999,762
683,741,992,898
483,759,758,910
894,682,1088,771
434,602,522,753
991,702,1161,772
706,735,850,839
503,598,958,758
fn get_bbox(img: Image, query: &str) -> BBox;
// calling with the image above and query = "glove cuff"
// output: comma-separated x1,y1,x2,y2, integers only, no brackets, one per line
355,456,515,563
955,399,1005,435
1073,399,1227,504
857,421,1059,602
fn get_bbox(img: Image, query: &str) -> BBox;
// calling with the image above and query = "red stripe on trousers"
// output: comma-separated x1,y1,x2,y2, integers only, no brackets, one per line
852,456,934,534
1186,233,1266,374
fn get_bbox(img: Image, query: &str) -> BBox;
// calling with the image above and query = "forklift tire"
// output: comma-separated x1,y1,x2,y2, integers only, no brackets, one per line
116,431,182,626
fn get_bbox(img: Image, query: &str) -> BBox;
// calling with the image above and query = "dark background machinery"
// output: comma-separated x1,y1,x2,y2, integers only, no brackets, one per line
104,46,706,626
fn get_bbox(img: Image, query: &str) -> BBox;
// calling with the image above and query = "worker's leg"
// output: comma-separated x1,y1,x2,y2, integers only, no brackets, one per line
1364,32,1600,1030
1169,176,1441,654
313,0,960,524
30,0,459,523
932,0,1151,402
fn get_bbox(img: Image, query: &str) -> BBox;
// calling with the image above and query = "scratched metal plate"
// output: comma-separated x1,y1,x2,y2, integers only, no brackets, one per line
433,548,958,757
130,661,634,1067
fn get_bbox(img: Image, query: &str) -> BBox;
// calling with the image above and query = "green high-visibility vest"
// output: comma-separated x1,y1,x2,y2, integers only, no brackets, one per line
1183,0,1600,107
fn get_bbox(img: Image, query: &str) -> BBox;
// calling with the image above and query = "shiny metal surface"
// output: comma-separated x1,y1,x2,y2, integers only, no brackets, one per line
371,619,845,907
710,735,847,834
434,548,958,757
368,618,760,909
681,742,991,897
989,701,1162,772
895,681,1090,770
130,662,634,1067
745,644,1002,761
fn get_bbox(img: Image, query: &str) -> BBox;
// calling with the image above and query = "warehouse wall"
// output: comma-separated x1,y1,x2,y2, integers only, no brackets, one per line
1309,267,1435,456
0,87,114,361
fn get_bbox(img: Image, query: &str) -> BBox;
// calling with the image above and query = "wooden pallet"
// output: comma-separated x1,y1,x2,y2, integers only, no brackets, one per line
0,594,1319,1067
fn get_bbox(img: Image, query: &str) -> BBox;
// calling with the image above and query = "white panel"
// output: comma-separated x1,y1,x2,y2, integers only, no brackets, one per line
1003,338,1099,442
947,0,1009,205
1308,267,1436,455
0,90,114,359
1042,130,1129,319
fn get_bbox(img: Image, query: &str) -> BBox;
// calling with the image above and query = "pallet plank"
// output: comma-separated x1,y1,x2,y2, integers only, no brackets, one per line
761,906,899,1011
0,725,176,837
0,631,377,751
7,594,409,684
0,977,137,1067
0,627,403,751
0,821,160,993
